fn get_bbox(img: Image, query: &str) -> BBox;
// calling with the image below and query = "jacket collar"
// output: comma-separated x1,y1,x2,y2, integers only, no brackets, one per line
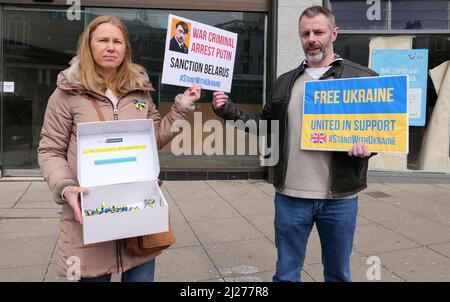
298,54,344,79
300,53,343,69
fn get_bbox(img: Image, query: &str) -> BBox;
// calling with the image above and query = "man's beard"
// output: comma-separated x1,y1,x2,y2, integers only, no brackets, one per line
304,41,329,64
307,51,324,63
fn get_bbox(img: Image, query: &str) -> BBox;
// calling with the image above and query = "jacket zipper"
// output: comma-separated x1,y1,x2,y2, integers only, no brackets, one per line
113,106,118,120
111,90,143,120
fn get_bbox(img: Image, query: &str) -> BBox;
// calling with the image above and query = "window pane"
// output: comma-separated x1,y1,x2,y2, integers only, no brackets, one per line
334,33,450,168
2,7,84,169
1,6,267,171
391,0,449,30
85,8,266,170
330,0,387,30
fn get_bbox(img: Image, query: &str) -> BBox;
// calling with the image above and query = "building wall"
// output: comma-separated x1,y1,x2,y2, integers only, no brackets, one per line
276,0,321,76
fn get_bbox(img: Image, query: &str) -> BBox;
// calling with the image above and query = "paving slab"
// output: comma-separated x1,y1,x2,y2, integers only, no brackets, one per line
223,270,275,282
387,183,450,205
166,182,240,222
204,238,277,279
428,211,450,226
354,223,421,255
13,201,61,209
358,194,419,222
155,246,220,282
18,181,53,203
0,264,48,282
428,242,450,258
303,228,323,265
190,216,263,245
164,180,211,201
357,215,372,225
430,183,450,192
249,180,276,197
300,270,316,282
161,186,186,223
245,214,275,242
0,236,57,269
2,179,450,282
303,252,404,282
170,220,201,249
0,182,30,206
378,247,450,281
382,194,450,218
2,208,61,219
44,262,71,282
0,218,59,240
381,216,450,245
207,180,275,216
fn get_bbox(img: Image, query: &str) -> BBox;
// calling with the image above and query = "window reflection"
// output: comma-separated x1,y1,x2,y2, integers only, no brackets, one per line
391,0,449,30
1,6,267,170
86,9,266,170
2,7,84,169
329,0,387,30
334,34,450,168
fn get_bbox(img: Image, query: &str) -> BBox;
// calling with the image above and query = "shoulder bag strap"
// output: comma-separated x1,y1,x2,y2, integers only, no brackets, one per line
88,96,106,121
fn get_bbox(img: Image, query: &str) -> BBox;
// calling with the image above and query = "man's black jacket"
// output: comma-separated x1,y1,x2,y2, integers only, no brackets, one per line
214,58,378,198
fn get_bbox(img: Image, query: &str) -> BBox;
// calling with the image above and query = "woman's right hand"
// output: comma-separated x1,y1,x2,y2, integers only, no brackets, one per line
182,84,202,105
63,186,89,224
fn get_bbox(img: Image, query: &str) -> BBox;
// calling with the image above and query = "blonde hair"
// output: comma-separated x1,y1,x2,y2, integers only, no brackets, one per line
77,15,145,95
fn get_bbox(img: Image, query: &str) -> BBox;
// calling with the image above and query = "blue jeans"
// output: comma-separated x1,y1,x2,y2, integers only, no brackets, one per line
273,192,358,282
79,259,155,282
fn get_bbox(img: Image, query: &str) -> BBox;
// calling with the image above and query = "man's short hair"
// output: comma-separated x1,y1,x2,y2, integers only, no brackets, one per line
299,5,336,28
176,21,189,34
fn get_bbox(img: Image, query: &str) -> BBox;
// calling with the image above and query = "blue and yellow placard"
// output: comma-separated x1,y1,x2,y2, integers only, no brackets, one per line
301,75,408,153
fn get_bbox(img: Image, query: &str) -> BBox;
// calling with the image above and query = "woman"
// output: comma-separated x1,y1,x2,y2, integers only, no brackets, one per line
37,15,201,282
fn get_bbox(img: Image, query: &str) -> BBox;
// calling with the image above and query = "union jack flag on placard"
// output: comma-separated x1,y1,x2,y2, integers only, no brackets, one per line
310,133,326,144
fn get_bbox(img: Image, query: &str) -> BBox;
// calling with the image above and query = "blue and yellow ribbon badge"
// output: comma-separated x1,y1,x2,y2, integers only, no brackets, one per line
133,99,146,111
144,198,157,208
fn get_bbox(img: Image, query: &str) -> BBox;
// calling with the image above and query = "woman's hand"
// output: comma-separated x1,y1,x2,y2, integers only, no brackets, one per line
63,186,89,224
182,84,201,105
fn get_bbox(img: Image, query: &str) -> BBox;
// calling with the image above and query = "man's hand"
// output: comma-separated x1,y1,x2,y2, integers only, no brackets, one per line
212,91,229,109
348,143,371,158
63,186,89,224
183,84,202,105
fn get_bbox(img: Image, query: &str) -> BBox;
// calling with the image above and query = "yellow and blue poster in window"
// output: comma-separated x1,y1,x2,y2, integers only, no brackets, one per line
371,49,428,126
301,75,408,153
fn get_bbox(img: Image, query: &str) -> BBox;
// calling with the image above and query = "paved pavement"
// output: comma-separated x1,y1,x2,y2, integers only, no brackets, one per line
1,178,450,282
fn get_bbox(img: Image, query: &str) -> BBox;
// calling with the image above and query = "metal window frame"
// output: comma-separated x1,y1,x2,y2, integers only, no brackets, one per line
0,0,274,176
0,0,270,12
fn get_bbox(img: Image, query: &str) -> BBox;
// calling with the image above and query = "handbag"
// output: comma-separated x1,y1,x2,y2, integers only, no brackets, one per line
89,97,175,255
125,222,175,255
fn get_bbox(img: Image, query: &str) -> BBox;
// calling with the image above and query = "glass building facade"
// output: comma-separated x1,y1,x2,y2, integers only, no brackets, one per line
0,0,449,177
0,1,270,177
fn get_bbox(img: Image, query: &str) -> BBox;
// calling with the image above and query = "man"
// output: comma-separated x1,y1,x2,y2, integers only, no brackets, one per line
169,21,189,54
212,6,376,282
